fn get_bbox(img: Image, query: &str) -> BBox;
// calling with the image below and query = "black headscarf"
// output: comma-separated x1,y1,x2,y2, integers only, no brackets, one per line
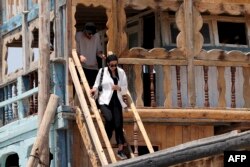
107,54,119,81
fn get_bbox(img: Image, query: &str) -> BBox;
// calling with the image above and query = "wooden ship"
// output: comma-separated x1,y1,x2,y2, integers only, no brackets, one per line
1,0,250,166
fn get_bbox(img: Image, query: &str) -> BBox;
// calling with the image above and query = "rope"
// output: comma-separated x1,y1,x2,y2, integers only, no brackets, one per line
29,154,49,167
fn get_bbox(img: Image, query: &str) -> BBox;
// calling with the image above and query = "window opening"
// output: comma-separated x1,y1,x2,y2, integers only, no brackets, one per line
6,35,23,74
5,153,19,167
217,21,247,45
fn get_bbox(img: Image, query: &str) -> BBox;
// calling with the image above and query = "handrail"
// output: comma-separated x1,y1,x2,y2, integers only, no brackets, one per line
126,91,154,153
72,49,117,163
69,57,109,166
0,87,38,108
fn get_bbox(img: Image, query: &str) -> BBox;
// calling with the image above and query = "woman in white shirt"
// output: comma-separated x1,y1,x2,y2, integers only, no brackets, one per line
90,54,128,160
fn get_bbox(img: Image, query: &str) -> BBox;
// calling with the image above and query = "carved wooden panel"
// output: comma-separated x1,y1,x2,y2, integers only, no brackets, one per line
217,67,226,107
134,64,143,107
176,3,203,56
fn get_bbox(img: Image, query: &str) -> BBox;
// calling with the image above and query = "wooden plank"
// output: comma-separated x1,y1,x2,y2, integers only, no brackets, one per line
217,67,226,107
0,87,38,108
75,107,99,167
68,57,108,165
54,0,62,57
105,130,250,167
22,0,30,72
27,94,59,167
122,108,250,122
119,58,187,66
163,66,172,107
243,67,250,107
38,0,51,165
134,65,143,107
127,91,154,153
72,50,116,163
184,0,196,107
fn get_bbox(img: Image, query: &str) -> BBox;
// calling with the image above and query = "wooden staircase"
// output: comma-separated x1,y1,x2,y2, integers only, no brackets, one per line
68,50,154,166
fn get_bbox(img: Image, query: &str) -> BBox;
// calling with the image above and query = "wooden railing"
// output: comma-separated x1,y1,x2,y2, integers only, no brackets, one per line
0,71,38,127
119,47,250,109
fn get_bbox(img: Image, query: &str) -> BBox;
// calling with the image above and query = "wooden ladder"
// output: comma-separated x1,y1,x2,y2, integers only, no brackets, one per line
68,49,154,166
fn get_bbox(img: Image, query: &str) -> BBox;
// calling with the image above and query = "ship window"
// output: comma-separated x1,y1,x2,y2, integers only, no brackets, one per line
5,153,19,167
7,47,22,74
217,21,247,45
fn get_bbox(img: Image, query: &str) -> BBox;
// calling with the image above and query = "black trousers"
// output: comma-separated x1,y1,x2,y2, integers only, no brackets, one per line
83,68,98,88
100,94,125,145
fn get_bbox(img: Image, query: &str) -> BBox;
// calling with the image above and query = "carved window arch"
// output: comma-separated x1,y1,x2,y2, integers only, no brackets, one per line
73,3,108,54
2,31,23,80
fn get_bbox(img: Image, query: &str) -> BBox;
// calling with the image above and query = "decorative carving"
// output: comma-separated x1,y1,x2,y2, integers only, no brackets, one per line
121,47,185,59
176,66,182,107
231,67,236,108
176,4,203,56
197,49,249,62
203,66,210,107
195,2,250,15
149,65,156,107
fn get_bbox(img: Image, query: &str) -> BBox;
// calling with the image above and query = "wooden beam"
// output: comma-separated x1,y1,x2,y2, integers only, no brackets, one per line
123,108,250,122
27,94,59,167
127,91,154,153
105,130,250,167
184,0,196,107
0,87,38,108
75,107,99,167
38,0,50,165
22,0,30,72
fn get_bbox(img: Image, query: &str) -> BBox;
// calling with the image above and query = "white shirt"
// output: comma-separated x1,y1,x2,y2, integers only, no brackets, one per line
75,31,103,70
93,67,128,108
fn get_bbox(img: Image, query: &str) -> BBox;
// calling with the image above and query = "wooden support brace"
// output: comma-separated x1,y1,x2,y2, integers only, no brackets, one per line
26,94,59,167
75,107,99,167
127,91,154,154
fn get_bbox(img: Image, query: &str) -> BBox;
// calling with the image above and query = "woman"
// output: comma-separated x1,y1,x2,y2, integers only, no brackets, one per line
90,54,128,160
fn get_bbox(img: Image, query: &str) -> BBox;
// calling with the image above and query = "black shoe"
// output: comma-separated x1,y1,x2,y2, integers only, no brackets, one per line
117,150,127,160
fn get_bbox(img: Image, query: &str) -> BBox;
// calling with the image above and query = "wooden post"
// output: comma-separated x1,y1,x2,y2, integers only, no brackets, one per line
54,0,62,57
22,0,29,72
184,0,196,107
127,91,154,154
38,0,50,165
75,107,99,167
0,1,2,83
27,94,59,167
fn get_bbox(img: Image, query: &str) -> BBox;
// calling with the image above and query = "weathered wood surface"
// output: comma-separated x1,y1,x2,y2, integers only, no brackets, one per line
22,0,29,72
26,94,59,167
105,130,250,167
127,91,154,153
37,0,51,165
75,107,99,167
123,108,250,122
